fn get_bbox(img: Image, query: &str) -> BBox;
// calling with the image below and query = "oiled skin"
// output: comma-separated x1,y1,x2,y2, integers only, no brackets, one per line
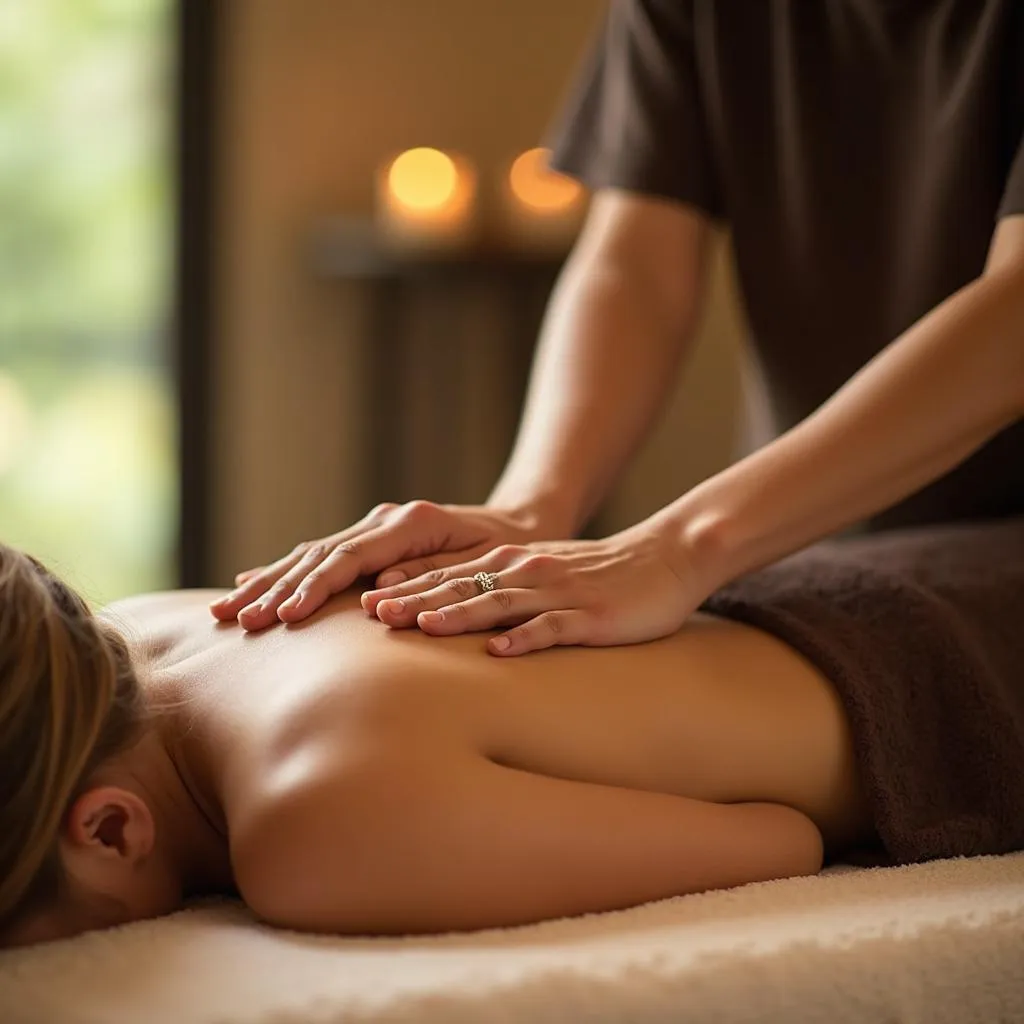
105,589,872,933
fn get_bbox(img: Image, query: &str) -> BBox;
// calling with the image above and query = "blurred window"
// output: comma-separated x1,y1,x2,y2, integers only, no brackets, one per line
0,0,175,604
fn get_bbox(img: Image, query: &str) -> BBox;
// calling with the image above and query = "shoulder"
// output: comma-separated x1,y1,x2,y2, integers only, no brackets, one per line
99,589,228,662
100,589,228,624
229,745,461,933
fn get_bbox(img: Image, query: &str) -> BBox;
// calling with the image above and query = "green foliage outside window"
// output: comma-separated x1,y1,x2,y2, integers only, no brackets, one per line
0,0,175,604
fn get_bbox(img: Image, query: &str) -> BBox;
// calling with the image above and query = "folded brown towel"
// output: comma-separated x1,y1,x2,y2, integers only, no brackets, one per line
702,517,1024,865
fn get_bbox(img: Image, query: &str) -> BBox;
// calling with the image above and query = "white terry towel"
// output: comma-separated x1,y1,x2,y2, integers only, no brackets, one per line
1,852,1022,1024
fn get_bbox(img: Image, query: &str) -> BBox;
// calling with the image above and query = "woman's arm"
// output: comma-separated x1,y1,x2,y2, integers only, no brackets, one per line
234,753,821,935
672,215,1024,589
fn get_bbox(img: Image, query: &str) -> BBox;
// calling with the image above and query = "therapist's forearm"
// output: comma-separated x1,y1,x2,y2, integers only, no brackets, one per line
667,264,1024,587
488,246,702,537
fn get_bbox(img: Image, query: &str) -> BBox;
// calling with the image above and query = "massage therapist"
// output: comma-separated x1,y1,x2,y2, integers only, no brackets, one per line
212,1,1024,654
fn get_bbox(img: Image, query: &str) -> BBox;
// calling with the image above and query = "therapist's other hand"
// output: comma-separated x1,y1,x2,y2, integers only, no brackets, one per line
362,519,711,656
210,502,547,631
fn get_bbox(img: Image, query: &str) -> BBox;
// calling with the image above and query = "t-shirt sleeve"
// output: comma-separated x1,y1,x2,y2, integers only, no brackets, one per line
547,0,723,219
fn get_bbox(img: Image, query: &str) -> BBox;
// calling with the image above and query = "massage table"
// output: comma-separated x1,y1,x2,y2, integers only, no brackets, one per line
2,852,1022,1023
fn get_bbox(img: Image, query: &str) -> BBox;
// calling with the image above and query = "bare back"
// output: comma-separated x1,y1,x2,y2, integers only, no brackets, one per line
102,589,871,932
106,590,868,843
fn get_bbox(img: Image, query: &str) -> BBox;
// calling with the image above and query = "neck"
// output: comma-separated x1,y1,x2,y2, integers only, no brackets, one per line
143,695,235,899
162,727,235,897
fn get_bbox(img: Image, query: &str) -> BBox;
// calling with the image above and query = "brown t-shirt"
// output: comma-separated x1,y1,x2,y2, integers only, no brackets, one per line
550,0,1024,530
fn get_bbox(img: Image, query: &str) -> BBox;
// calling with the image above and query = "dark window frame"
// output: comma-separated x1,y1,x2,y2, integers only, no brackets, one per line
173,0,218,586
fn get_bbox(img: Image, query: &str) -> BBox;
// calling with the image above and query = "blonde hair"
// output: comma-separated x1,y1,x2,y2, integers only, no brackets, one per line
0,545,146,931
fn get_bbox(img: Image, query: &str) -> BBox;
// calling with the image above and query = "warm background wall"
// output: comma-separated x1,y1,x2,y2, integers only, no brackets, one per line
210,0,748,585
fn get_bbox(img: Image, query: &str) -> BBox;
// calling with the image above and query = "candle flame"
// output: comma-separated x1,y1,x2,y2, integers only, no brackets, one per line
387,148,459,212
509,148,581,213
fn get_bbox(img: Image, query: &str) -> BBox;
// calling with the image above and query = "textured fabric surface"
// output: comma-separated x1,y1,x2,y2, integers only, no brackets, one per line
703,518,1024,866
1,854,1022,1024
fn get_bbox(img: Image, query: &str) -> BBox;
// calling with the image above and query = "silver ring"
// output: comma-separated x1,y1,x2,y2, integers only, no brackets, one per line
473,571,499,594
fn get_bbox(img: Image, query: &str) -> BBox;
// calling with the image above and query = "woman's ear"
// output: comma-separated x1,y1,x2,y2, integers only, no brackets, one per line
64,785,155,867
53,786,159,931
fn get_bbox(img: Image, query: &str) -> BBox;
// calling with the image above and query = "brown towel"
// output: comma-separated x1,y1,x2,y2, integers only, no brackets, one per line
702,518,1024,865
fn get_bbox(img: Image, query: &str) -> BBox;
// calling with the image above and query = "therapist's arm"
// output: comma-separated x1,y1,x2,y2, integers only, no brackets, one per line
488,189,713,537
361,220,1024,657
673,215,1024,587
212,188,713,630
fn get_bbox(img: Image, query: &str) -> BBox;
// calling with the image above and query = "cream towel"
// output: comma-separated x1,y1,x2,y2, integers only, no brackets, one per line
1,853,1022,1024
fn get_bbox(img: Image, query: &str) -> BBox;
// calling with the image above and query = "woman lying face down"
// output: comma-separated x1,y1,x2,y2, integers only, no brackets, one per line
0,549,234,948
0,542,878,948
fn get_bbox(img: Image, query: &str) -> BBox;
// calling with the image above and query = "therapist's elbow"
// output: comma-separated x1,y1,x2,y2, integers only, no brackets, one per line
978,266,1024,418
568,189,713,340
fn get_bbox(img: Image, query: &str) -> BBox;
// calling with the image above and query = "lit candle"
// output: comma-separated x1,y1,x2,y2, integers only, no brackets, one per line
499,147,585,252
375,147,478,252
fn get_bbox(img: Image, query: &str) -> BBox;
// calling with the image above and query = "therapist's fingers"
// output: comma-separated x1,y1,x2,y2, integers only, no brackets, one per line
370,550,546,626
211,504,402,625
362,544,528,616
274,520,437,624
486,610,592,656
209,547,308,621
417,589,551,635
372,545,492,590
236,543,335,630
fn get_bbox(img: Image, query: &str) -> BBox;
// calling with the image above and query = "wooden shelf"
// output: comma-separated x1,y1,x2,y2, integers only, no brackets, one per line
312,217,568,280
311,217,566,508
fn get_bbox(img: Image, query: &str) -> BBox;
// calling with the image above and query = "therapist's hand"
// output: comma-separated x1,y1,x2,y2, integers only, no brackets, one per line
210,502,548,631
361,517,714,656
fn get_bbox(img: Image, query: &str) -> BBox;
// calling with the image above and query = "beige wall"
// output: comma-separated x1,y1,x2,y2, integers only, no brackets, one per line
211,0,746,583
